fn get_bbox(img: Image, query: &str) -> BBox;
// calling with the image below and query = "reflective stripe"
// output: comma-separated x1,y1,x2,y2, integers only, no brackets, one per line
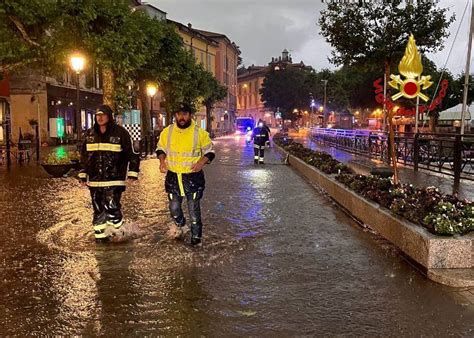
193,126,199,154
108,219,123,229
128,171,138,178
95,232,107,239
166,125,174,155
78,172,87,178
167,160,197,167
254,156,259,159
202,143,214,154
94,223,107,231
88,180,126,187
168,150,201,157
169,193,173,200
193,192,197,200
177,173,185,196
86,143,122,152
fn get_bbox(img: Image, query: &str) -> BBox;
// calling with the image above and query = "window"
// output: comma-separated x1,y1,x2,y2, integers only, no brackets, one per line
201,52,204,64
207,54,211,70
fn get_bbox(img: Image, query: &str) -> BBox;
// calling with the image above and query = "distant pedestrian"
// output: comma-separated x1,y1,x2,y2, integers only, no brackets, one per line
156,104,215,246
79,105,140,243
252,119,270,164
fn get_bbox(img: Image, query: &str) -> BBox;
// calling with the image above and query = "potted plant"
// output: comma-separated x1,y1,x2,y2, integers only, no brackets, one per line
41,150,77,177
68,150,81,169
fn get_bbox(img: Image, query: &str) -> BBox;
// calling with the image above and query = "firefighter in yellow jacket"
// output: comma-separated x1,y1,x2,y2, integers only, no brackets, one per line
156,104,215,246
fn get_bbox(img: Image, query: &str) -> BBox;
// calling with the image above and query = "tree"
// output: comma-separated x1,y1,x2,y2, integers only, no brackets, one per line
306,68,350,113
0,0,66,74
1,1,157,108
319,1,454,78
260,67,314,121
0,0,227,133
198,68,227,134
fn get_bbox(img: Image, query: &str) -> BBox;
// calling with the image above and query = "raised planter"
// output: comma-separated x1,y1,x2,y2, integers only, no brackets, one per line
275,145,473,286
41,164,74,178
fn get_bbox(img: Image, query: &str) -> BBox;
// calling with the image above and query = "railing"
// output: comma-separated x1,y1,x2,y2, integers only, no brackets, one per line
311,128,474,182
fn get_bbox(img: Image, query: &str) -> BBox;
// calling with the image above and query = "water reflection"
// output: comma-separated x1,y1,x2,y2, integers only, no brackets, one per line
1,139,473,335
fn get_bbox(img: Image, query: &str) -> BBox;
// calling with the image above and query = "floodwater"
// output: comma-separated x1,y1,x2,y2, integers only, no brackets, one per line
0,135,473,335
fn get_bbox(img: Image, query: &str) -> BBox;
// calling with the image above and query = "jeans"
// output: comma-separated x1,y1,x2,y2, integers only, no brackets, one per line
168,191,203,240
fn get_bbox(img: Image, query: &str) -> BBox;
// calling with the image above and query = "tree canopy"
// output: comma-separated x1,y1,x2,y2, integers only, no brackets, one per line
0,0,221,123
319,0,454,72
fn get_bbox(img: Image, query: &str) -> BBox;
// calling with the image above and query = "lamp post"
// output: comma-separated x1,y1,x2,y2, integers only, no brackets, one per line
146,83,157,129
321,80,328,127
310,92,316,127
69,53,85,141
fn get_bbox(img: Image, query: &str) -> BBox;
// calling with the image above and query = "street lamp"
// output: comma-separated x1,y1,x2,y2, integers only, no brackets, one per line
69,53,85,141
321,80,328,127
146,83,158,129
310,93,316,127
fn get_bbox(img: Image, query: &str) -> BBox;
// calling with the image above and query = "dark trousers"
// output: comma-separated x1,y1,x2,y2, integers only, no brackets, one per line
254,144,265,163
168,191,203,240
90,188,123,239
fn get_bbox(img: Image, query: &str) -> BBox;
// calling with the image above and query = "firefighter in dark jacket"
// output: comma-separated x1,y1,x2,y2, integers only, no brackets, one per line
156,104,215,246
79,105,140,242
252,119,270,164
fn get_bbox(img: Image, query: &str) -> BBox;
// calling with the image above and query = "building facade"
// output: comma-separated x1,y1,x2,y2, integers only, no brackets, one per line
237,50,313,127
168,21,218,130
8,66,103,145
0,72,10,145
196,29,241,132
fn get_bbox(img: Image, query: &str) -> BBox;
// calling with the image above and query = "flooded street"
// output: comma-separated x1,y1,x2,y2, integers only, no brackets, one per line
0,136,473,336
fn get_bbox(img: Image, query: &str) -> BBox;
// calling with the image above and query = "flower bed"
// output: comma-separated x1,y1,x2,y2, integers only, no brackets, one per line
274,134,473,236
275,134,350,175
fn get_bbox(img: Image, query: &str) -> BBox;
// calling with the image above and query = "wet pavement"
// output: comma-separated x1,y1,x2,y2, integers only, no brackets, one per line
0,135,473,335
292,129,474,200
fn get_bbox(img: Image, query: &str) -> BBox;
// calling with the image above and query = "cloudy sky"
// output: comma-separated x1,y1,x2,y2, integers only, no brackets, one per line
150,0,472,75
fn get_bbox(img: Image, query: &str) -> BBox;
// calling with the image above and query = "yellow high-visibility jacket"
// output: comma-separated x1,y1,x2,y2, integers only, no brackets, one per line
156,122,214,196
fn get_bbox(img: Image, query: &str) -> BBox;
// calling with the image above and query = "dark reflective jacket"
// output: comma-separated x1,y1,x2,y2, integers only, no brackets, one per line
80,121,140,189
252,126,270,146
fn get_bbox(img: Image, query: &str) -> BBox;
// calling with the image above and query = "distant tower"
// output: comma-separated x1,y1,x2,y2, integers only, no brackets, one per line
282,49,289,62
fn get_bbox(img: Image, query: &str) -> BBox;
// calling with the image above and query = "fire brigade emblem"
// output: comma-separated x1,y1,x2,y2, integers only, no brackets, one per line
389,34,433,101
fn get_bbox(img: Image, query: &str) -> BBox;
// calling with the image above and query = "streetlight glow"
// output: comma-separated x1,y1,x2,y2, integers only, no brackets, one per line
69,53,85,74
146,83,158,97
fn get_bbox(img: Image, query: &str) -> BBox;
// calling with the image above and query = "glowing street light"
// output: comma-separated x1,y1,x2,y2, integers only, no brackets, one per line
147,83,158,130
70,54,85,74
69,53,86,141
146,83,158,97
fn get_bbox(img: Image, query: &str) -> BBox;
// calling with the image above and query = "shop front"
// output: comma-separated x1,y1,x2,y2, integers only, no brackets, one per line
47,84,103,142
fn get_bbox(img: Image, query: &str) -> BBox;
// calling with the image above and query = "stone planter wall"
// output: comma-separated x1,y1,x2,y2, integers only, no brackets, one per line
275,145,473,275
